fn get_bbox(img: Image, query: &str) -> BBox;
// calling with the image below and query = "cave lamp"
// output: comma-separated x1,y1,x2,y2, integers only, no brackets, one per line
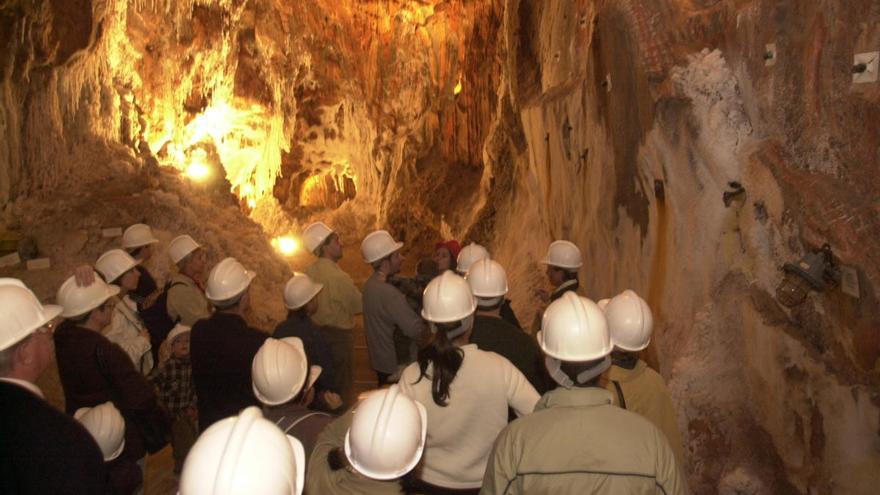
775,244,838,307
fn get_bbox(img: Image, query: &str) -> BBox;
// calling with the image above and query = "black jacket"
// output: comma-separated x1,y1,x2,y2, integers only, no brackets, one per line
470,314,552,394
0,381,107,494
274,313,338,393
191,312,267,430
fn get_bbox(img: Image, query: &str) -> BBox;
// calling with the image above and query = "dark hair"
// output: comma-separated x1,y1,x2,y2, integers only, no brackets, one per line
435,247,457,273
611,350,639,369
286,307,310,320
371,252,393,271
414,322,464,407
316,233,338,258
213,292,244,310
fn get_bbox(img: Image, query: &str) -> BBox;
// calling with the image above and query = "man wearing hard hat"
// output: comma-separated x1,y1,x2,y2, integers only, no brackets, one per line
166,234,211,327
54,271,164,484
360,230,427,386
190,257,267,431
302,221,362,406
482,293,686,494
603,290,685,465
530,239,584,333
121,223,161,307
0,278,108,493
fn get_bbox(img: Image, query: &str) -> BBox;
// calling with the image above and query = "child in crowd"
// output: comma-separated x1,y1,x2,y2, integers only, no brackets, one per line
148,324,197,474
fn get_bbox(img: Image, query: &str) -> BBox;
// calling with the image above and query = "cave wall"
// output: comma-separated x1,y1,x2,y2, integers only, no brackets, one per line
478,0,880,493
0,0,879,493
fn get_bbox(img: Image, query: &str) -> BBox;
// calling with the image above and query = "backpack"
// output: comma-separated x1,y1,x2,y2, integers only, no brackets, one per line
139,281,185,363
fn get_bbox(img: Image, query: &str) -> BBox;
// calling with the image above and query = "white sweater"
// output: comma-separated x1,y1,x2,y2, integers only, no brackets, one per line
398,344,539,489
105,295,153,375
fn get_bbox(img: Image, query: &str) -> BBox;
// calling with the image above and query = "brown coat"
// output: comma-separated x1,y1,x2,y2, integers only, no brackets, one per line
54,322,160,460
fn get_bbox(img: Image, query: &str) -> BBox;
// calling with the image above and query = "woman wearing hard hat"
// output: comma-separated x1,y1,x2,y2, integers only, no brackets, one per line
398,272,540,493
95,249,153,375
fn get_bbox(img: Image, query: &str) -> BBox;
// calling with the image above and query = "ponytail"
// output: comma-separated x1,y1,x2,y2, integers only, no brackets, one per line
414,321,465,407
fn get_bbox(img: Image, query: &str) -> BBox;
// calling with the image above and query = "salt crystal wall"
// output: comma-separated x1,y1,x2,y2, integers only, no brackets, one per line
1,0,878,492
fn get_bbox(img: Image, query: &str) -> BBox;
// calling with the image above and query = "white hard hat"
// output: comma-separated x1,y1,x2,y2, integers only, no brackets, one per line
95,249,140,284
302,221,334,255
251,337,309,406
465,258,509,300
605,289,653,352
283,273,323,310
344,385,427,480
168,235,201,264
597,298,610,311
0,279,62,351
541,240,583,269
74,401,126,461
122,223,159,250
455,243,489,274
165,323,191,346
205,257,255,303
180,406,305,495
421,271,477,323
361,230,403,264
56,274,120,318
538,292,611,361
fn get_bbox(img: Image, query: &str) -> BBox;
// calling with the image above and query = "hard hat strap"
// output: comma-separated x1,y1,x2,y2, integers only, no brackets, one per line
545,355,611,388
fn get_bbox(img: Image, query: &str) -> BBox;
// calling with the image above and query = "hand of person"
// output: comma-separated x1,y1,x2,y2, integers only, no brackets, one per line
322,391,343,410
74,265,96,286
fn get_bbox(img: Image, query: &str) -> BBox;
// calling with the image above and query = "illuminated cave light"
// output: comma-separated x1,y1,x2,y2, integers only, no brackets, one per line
185,150,211,180
272,235,299,256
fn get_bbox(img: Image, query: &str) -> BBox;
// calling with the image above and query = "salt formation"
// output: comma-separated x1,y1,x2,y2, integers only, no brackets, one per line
0,0,878,493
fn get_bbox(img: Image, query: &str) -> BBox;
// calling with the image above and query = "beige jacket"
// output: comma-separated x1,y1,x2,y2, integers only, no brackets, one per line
606,360,685,465
305,258,363,330
166,273,211,326
482,387,687,495
106,295,153,375
305,411,404,495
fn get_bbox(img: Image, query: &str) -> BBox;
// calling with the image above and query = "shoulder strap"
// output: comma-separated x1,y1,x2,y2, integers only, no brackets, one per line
612,380,627,409
277,412,331,434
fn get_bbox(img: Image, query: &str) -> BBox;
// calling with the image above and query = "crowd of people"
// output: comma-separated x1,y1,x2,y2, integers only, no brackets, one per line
0,221,687,494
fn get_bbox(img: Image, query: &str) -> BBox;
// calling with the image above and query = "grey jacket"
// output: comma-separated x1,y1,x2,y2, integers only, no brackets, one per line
362,272,425,374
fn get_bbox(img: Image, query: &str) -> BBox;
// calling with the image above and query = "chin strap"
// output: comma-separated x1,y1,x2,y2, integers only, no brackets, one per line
545,355,611,389
431,314,474,340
